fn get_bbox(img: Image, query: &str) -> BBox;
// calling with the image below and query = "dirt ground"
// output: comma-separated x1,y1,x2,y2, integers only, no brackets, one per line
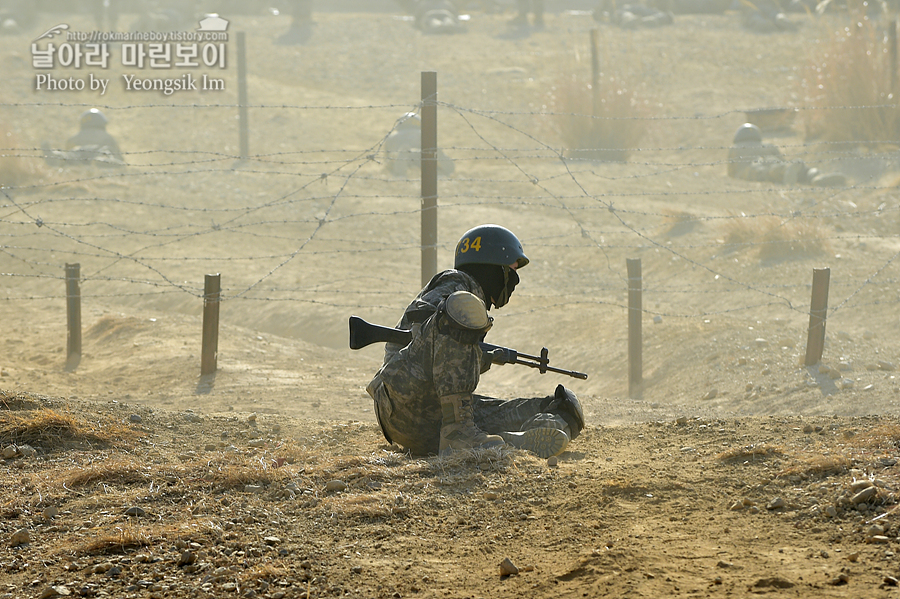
2,4,900,599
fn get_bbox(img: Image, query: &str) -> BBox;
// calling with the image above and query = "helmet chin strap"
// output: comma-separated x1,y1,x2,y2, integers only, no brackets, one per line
492,266,518,309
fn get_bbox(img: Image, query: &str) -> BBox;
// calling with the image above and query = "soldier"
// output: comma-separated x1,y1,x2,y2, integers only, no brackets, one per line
727,123,845,187
0,0,38,34
610,3,674,28
276,0,314,45
87,0,120,31
510,0,545,26
288,0,313,23
43,108,125,168
132,0,197,32
414,0,464,34
738,0,796,32
383,112,455,178
365,224,585,459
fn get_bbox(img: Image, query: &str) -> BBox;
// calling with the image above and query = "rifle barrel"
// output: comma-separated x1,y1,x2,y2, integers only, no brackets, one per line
515,358,588,380
349,316,587,379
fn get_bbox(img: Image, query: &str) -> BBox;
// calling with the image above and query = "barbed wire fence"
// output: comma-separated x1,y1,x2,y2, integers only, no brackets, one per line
2,84,899,388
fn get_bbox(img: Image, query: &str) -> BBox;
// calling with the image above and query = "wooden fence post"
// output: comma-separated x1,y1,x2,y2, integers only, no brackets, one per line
627,258,642,398
237,31,249,161
201,273,221,376
421,70,438,288
804,268,831,367
65,263,81,371
590,28,601,116
891,19,898,98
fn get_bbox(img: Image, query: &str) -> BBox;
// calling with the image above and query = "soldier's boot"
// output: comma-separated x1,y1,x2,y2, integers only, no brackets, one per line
439,393,505,456
499,427,569,458
810,172,846,187
551,384,585,439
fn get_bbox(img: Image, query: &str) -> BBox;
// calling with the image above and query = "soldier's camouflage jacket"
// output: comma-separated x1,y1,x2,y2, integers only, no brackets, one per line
366,269,490,455
727,141,784,180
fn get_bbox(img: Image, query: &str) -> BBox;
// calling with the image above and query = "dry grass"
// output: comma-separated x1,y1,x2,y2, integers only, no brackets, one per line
0,390,41,411
718,215,832,262
0,407,144,450
850,424,900,452
660,209,700,237
203,462,288,491
778,454,850,478
0,122,46,188
71,520,224,556
544,72,652,162
321,493,394,519
58,453,291,494
801,13,900,146
429,445,523,473
64,457,152,488
240,564,288,583
76,525,153,555
715,443,785,462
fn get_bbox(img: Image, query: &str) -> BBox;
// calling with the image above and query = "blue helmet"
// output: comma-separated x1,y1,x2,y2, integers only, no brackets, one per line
454,224,529,269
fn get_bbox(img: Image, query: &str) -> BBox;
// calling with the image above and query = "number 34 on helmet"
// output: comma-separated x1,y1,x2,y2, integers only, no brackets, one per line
454,224,529,269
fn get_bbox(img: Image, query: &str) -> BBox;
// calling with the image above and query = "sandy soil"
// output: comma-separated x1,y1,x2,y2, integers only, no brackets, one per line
2,4,900,599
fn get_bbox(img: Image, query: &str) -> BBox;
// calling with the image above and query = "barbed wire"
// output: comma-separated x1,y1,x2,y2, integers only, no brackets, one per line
8,99,900,120
2,99,899,331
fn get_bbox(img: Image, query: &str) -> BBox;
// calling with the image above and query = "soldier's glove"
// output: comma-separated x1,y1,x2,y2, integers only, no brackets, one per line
485,347,517,365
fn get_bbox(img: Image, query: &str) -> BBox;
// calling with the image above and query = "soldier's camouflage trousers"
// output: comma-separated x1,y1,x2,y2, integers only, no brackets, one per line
368,375,580,456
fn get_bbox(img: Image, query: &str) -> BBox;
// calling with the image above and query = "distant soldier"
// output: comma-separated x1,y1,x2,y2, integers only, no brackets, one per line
288,0,313,23
276,0,314,44
610,3,674,28
739,0,796,32
132,0,195,32
414,0,464,34
384,112,455,178
594,0,724,20
87,0,120,31
0,0,38,34
510,0,544,27
43,109,125,168
727,123,845,186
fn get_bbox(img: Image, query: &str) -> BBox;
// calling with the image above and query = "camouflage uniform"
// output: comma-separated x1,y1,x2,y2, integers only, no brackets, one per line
414,0,464,34
0,0,38,33
88,0,120,30
64,128,124,164
727,141,800,184
383,113,455,177
611,3,674,28
740,0,796,32
727,123,846,187
511,0,544,26
43,109,125,167
366,269,582,456
276,0,315,44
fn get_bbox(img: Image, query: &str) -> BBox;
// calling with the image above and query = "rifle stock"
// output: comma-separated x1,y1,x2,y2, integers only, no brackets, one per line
349,316,409,349
349,315,587,380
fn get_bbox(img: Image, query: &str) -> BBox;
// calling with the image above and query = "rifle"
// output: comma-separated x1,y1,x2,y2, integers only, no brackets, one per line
349,315,588,380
